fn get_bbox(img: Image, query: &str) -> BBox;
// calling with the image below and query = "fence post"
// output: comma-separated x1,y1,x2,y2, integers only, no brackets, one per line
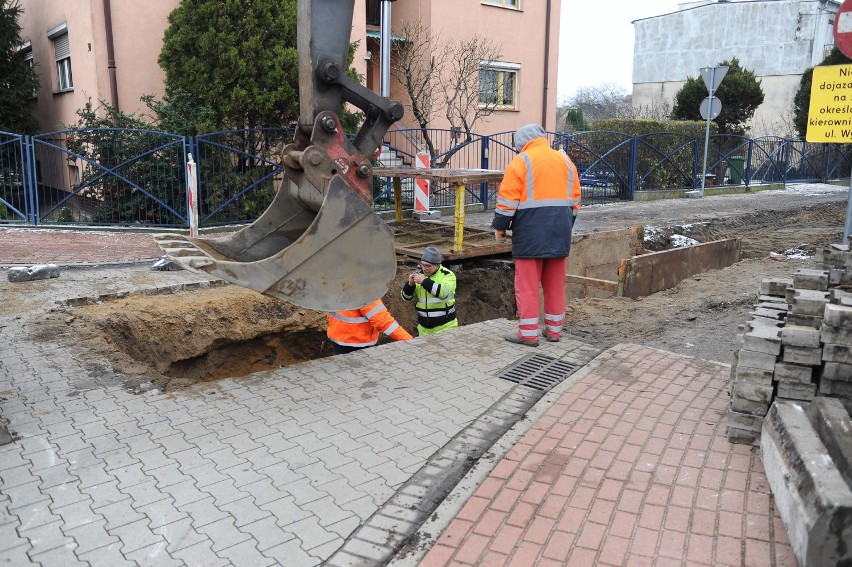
22,136,38,226
480,135,490,208
187,150,199,236
628,136,638,200
745,139,753,186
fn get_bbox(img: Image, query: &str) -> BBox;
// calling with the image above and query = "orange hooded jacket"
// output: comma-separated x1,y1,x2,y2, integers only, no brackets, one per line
327,299,412,348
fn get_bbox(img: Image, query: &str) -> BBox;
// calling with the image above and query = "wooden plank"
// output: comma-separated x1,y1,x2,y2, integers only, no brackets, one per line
564,274,619,292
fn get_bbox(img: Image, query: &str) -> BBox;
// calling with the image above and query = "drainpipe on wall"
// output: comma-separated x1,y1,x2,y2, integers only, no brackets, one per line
103,0,119,112
542,0,552,129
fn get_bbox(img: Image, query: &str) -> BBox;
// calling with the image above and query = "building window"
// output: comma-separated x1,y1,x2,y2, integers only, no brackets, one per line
18,41,36,98
482,0,520,9
54,33,73,91
479,63,519,109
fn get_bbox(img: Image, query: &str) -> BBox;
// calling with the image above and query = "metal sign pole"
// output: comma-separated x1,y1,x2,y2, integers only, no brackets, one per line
700,67,715,197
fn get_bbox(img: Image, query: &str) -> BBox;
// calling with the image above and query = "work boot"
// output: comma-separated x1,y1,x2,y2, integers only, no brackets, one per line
541,330,560,342
505,333,539,347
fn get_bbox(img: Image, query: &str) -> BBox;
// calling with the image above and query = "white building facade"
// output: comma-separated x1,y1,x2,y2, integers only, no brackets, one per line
632,0,840,136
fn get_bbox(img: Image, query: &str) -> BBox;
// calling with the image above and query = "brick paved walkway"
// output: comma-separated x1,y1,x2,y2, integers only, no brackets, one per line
414,344,797,567
0,227,162,265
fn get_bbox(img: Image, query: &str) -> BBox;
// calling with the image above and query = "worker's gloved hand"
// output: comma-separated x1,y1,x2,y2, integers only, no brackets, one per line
495,230,507,243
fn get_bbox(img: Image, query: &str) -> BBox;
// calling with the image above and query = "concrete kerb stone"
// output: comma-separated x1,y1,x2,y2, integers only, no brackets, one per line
385,344,619,567
7,264,60,282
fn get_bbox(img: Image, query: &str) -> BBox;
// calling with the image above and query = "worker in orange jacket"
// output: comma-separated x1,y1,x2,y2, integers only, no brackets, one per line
327,298,413,355
492,123,581,346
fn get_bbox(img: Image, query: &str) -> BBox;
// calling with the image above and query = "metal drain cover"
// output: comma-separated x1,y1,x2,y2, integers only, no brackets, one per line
496,353,579,392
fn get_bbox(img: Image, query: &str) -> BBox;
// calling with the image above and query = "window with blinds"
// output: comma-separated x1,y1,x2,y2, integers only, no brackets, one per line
53,33,72,91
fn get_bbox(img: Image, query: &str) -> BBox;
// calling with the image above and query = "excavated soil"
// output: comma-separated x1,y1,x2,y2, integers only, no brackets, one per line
36,188,848,391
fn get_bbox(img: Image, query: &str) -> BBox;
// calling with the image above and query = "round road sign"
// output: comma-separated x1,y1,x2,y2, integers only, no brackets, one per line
700,96,722,120
835,0,852,58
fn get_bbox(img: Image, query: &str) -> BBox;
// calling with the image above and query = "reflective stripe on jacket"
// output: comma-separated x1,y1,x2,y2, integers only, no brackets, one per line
327,299,412,348
401,266,457,329
491,137,581,258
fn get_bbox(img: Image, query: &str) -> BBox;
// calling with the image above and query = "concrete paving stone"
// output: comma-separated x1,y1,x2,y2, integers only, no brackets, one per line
240,478,284,507
259,495,312,528
262,537,322,567
274,444,320,471
240,516,298,552
134,496,188,531
14,500,61,532
76,541,136,567
177,495,231,529
219,495,272,528
108,517,165,554
100,448,141,473
169,538,230,567
169,448,214,471
123,541,183,567
356,431,396,455
325,514,362,539
0,544,33,565
368,460,413,488
216,537,277,567
782,345,823,366
152,517,208,553
0,463,38,489
158,478,207,509
108,461,148,490
301,495,356,528
65,448,104,474
257,461,304,489
196,516,251,553
157,434,194,456
43,480,88,511
50,432,93,456
355,476,395,505
25,442,66,470
29,541,87,566
21,518,78,555
108,420,148,442
121,479,173,509
134,447,178,473
147,462,192,490
822,361,852,382
188,433,230,456
80,479,127,510
821,323,852,344
201,477,250,507
234,446,284,472
334,536,395,566
355,524,409,548
5,479,50,511
51,498,101,532
283,514,339,551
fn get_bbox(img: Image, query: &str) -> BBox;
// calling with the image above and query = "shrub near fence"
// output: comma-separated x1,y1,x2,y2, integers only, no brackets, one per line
1,127,851,228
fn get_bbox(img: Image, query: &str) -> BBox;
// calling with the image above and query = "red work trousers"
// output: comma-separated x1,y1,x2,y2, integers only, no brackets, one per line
514,257,567,342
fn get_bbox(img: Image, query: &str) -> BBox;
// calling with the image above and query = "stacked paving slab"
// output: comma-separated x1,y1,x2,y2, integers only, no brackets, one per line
726,244,852,566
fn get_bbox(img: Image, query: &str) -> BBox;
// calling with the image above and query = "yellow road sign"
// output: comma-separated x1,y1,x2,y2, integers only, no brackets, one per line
807,64,852,142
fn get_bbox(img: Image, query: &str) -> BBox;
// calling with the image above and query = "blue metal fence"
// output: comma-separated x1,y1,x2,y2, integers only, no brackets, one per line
1,127,851,229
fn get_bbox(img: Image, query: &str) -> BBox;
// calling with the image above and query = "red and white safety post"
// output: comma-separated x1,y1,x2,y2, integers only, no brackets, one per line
187,153,199,238
414,151,430,214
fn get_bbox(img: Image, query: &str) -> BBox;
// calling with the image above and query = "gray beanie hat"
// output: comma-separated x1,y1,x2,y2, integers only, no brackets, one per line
421,246,442,264
513,123,546,152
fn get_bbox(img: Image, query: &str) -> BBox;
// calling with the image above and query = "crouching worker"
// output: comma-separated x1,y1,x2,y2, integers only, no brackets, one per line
327,299,412,355
401,246,458,336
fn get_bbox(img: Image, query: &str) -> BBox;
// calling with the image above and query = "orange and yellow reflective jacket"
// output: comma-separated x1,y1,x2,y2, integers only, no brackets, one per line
491,137,581,258
327,299,412,348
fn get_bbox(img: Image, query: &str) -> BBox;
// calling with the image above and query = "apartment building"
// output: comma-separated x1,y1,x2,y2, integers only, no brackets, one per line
17,0,561,134
632,0,840,136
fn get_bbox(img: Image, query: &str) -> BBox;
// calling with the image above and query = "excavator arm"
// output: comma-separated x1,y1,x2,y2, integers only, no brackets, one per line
154,0,403,312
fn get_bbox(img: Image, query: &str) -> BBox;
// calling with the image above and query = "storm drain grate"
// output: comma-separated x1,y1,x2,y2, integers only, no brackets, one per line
496,353,579,392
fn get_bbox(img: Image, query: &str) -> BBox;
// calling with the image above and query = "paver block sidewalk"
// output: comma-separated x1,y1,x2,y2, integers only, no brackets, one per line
417,344,798,567
0,227,162,265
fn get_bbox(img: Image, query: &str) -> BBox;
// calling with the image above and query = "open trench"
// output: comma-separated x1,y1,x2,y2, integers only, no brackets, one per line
55,201,845,391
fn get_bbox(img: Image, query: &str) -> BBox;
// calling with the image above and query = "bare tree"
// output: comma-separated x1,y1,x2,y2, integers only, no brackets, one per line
391,19,502,166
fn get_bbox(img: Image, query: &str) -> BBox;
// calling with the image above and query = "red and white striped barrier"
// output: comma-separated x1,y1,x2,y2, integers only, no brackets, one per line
414,151,430,214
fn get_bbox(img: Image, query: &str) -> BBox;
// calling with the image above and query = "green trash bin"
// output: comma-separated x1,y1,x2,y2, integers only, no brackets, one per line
728,156,745,184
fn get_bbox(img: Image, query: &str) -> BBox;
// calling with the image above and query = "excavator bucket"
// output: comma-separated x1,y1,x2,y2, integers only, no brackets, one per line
153,174,395,312
153,0,405,311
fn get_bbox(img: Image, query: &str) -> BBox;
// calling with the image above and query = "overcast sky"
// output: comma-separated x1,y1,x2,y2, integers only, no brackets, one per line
558,1,682,103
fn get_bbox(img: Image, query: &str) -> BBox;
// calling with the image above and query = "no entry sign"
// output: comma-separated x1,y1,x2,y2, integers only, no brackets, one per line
835,0,852,58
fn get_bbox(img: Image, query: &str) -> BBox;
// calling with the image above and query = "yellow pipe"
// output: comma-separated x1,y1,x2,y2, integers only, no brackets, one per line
454,181,466,252
393,176,402,223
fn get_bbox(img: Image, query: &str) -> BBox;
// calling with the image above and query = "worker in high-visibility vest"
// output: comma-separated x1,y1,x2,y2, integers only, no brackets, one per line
492,123,581,346
327,299,412,355
401,246,458,336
